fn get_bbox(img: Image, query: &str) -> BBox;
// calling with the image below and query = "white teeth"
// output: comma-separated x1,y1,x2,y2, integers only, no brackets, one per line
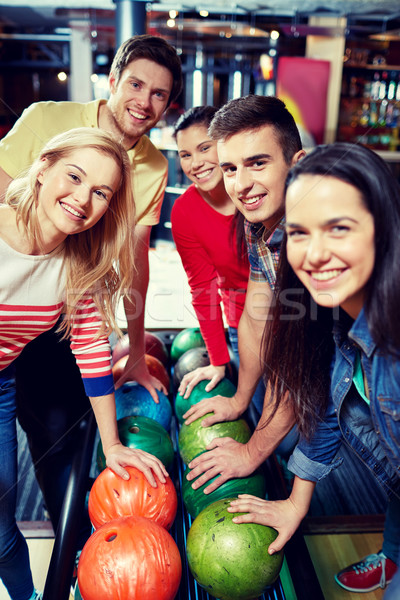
196,169,212,180
312,269,342,281
241,195,263,205
128,109,146,120
61,203,84,218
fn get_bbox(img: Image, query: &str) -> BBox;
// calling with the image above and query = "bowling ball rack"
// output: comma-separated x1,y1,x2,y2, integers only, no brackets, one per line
41,411,324,600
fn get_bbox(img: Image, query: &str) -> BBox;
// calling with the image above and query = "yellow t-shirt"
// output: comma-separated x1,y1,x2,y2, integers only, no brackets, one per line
0,100,167,226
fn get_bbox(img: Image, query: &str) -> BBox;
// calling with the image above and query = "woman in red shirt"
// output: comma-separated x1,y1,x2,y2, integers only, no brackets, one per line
171,106,262,409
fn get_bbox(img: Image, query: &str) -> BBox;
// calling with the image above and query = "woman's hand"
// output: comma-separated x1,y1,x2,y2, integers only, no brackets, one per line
105,443,169,488
227,478,315,554
183,393,245,426
178,364,226,398
227,495,304,554
114,354,167,402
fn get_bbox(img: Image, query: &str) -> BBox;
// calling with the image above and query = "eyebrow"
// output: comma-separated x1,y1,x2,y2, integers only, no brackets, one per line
129,76,170,96
66,163,114,194
219,153,272,168
178,139,211,154
286,216,359,228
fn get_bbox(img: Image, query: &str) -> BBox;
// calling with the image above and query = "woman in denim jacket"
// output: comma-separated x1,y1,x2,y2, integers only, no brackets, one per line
227,143,400,596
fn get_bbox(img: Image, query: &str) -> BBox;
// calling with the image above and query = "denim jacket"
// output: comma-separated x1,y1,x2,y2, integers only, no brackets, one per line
288,308,400,499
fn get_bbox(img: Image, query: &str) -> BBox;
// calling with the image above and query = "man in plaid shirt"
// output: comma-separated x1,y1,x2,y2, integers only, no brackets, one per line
183,95,305,492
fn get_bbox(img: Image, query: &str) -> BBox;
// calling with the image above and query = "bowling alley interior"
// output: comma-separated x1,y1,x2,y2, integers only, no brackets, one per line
0,0,400,599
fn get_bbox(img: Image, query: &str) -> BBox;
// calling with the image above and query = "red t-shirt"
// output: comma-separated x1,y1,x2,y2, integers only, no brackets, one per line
171,184,249,365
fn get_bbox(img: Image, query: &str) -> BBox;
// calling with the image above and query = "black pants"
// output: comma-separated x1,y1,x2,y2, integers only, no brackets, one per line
15,322,92,542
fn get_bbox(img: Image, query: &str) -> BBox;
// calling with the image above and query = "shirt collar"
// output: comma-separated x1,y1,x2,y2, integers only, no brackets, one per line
248,218,285,248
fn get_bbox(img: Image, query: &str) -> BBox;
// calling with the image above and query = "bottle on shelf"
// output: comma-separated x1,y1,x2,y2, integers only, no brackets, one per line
387,72,397,101
369,102,378,126
378,71,388,100
378,99,388,126
371,71,381,100
389,127,399,151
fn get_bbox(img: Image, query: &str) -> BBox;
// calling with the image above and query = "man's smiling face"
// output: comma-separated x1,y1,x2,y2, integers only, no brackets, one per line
107,57,172,148
218,125,293,230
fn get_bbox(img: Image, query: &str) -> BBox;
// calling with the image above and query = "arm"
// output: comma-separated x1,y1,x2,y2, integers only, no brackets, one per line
171,194,231,396
89,392,168,486
69,299,168,485
183,277,272,426
186,389,295,493
227,476,316,554
115,224,167,401
183,277,296,493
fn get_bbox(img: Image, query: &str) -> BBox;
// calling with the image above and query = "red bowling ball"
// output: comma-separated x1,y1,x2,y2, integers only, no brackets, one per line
88,465,178,531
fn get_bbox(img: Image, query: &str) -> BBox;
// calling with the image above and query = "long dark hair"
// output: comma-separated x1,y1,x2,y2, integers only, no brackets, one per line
174,105,246,259
262,142,400,439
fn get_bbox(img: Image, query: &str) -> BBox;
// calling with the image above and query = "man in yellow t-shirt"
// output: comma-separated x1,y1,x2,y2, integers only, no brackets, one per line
0,34,182,533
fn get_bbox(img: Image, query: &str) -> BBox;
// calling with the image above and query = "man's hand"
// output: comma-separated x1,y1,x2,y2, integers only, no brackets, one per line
178,364,226,398
185,437,254,494
115,354,167,403
183,394,246,427
227,495,304,554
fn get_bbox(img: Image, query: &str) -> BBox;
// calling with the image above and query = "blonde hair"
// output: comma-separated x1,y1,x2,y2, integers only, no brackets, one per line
5,127,136,337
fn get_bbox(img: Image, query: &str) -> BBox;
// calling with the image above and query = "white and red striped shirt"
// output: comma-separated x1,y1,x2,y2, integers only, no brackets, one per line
0,236,114,397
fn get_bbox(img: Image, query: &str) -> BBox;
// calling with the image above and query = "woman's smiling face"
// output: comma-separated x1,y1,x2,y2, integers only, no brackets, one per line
285,174,375,319
176,124,223,192
36,147,120,250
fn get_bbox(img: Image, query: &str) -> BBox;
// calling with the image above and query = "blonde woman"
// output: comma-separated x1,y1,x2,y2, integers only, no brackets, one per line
0,127,168,600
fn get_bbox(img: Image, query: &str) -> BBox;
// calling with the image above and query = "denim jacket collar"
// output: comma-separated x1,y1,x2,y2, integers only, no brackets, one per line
333,307,376,358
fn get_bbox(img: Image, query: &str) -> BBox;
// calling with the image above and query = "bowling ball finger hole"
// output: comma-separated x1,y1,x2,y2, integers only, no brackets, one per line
106,533,117,543
129,426,140,434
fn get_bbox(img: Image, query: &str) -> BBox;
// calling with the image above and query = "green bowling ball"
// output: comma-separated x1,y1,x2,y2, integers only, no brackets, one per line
175,378,236,424
170,327,205,363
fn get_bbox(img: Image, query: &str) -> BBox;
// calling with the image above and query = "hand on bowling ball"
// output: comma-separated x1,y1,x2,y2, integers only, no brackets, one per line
105,442,169,488
186,436,253,494
114,354,167,403
183,393,245,427
228,494,307,555
178,364,226,399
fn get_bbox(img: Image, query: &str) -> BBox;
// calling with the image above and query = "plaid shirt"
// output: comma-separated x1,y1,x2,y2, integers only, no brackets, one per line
244,219,285,291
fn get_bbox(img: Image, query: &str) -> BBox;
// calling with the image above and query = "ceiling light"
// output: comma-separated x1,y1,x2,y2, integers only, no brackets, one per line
199,10,209,17
169,10,178,19
167,18,175,28
57,72,67,82
270,30,279,40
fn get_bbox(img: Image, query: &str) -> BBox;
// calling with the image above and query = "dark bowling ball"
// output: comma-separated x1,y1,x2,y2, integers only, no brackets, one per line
115,382,172,431
145,331,169,367
172,347,209,389
111,333,130,365
112,332,169,369
170,327,205,363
